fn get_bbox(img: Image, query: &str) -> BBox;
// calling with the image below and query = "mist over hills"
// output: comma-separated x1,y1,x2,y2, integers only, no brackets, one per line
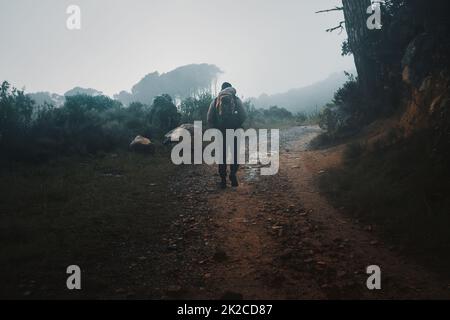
114,64,222,105
25,64,222,108
250,72,353,114
25,64,352,113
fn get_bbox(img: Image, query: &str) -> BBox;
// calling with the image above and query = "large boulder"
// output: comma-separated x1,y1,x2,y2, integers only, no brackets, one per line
163,123,200,145
129,135,154,154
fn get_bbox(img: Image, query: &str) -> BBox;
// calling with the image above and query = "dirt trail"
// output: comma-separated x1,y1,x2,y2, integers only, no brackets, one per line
162,126,450,299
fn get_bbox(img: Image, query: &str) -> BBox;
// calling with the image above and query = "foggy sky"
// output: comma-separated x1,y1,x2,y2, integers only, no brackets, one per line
0,0,355,98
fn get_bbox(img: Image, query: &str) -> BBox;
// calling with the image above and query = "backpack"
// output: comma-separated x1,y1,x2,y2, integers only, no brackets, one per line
215,92,239,128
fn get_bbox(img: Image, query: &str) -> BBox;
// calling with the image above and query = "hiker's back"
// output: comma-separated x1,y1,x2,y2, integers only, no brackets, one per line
206,82,247,189
215,87,241,129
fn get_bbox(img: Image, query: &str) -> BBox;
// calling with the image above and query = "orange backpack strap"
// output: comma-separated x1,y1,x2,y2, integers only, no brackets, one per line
215,96,221,115
216,94,227,115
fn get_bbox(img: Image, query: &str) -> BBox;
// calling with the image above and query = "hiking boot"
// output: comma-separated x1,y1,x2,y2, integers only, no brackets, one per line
230,175,239,187
220,177,227,189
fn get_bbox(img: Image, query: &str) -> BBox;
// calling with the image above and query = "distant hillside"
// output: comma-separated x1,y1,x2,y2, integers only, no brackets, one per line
250,72,353,114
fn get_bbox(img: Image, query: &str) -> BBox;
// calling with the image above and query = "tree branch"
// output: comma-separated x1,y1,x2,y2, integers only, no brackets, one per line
326,21,346,34
315,6,344,14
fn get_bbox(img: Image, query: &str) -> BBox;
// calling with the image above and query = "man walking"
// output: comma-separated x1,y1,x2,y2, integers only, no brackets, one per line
207,82,247,188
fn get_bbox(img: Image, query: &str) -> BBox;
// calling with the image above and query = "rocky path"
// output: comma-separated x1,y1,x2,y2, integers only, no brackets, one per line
159,126,450,299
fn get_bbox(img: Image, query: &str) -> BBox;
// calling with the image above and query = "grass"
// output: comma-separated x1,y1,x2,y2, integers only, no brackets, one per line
319,130,450,271
0,150,180,299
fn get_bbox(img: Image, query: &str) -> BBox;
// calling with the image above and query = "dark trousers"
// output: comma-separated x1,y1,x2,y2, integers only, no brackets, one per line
219,135,239,178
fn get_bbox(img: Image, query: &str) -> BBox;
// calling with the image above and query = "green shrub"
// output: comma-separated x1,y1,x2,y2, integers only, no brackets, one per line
179,93,213,123
1,82,178,162
0,81,35,158
149,94,180,134
317,76,364,141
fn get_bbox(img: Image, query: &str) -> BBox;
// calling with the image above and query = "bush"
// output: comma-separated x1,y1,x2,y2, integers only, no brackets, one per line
31,95,129,156
295,112,308,123
0,81,35,158
245,103,296,128
179,93,213,123
317,77,364,139
0,82,183,162
149,94,180,134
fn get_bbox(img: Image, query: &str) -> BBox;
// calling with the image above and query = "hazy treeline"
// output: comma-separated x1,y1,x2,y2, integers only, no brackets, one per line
0,80,309,163
26,64,222,109
0,80,183,161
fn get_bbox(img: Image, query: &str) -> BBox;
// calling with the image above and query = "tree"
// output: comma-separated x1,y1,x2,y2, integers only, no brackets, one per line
0,81,35,156
342,0,381,96
149,94,180,132
64,87,103,97
317,0,382,97
179,93,213,123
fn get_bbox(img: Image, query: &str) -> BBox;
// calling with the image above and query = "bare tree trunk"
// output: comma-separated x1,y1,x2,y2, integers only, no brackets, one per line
342,0,379,96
